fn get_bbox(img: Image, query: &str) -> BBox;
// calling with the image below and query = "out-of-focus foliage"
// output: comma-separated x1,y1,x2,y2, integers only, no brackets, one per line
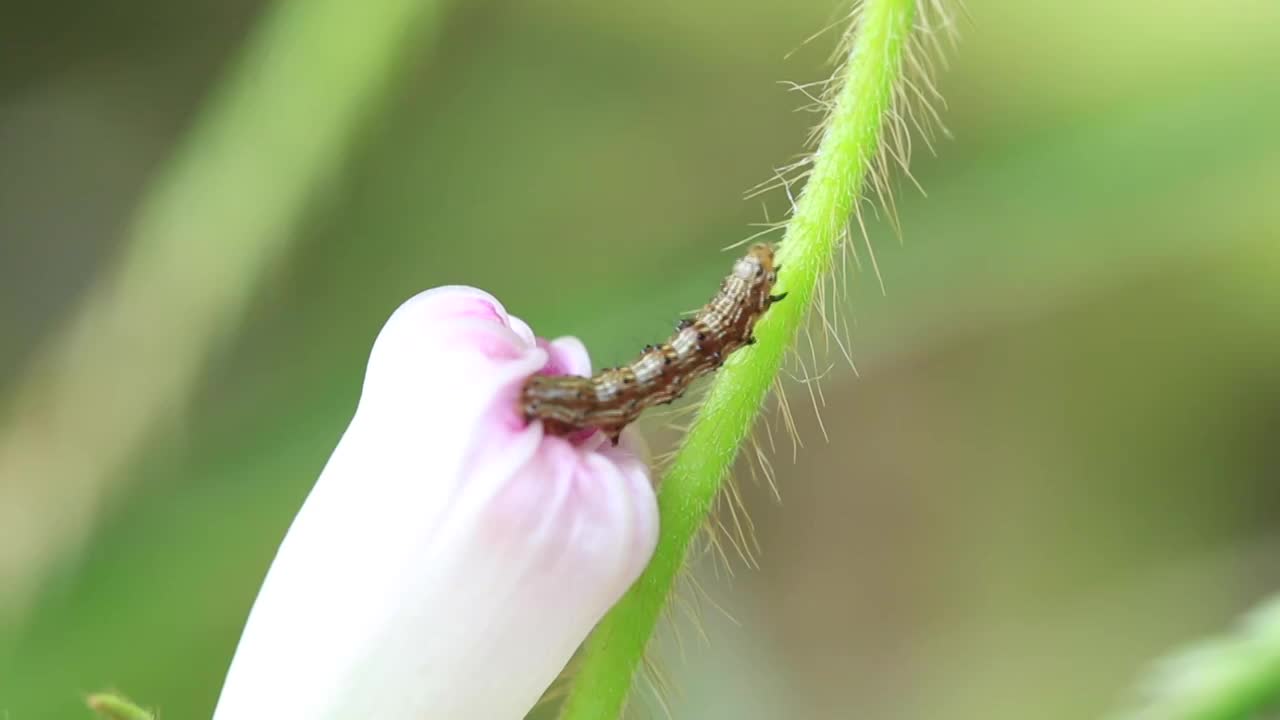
0,0,1277,718
86,692,154,720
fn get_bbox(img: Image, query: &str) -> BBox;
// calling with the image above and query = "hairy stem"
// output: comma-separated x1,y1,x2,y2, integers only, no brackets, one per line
1115,594,1280,720
558,1,921,717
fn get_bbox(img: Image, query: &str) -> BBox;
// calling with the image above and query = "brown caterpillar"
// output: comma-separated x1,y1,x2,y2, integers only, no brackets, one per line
521,243,785,444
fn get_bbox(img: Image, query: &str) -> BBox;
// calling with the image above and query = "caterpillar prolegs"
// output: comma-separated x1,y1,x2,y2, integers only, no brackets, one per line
521,244,785,444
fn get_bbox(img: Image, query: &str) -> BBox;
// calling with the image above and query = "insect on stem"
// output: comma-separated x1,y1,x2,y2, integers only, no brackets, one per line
520,244,782,444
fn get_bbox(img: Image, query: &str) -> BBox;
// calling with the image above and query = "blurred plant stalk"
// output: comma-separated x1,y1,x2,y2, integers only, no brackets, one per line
87,692,154,720
1116,593,1280,720
0,0,447,620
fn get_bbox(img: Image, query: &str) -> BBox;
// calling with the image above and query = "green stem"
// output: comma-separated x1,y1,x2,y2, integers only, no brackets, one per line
1115,594,1280,720
558,1,920,717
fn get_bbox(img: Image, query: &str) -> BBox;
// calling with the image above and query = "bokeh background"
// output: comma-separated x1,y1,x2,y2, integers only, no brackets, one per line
2,0,1278,718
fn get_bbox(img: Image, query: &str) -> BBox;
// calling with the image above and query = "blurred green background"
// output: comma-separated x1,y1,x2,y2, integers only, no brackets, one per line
2,0,1278,718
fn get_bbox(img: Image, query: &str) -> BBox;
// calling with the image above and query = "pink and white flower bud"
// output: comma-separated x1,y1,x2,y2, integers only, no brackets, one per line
212,286,658,720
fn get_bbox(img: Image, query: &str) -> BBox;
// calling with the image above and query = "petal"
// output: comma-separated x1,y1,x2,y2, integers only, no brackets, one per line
213,287,658,720
537,335,592,378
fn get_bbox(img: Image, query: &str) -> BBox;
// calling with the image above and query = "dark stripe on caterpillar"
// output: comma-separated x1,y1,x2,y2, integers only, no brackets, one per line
521,243,783,444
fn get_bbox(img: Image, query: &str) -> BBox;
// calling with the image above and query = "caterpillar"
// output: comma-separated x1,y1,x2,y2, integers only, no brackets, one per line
521,243,785,445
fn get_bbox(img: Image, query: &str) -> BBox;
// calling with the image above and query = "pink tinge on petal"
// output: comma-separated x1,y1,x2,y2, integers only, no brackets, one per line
382,286,539,361
213,284,658,720
596,429,658,581
536,335,592,378
437,318,529,364
360,288,545,418
469,423,658,600
449,297,506,325
395,286,512,328
482,357,554,435
505,314,538,348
